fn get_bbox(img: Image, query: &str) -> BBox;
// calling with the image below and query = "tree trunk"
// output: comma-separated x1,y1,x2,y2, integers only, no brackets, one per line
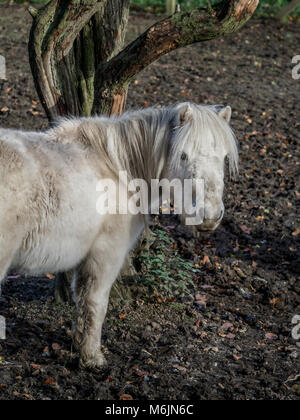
29,0,131,120
276,0,300,21
166,0,176,15
28,0,259,302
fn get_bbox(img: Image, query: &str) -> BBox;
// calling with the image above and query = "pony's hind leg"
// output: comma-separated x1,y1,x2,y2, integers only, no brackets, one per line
73,215,144,370
0,238,19,291
0,205,24,289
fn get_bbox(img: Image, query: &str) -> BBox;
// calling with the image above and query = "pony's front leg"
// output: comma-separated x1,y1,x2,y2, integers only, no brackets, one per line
73,255,113,370
73,215,144,370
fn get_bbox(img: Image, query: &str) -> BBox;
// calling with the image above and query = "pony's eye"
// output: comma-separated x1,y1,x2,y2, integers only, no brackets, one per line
181,152,188,161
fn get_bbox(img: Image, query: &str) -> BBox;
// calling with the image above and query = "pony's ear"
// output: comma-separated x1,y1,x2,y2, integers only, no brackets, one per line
179,104,193,126
218,106,232,123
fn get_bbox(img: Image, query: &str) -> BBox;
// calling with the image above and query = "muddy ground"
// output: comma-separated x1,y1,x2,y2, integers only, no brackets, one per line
0,4,299,400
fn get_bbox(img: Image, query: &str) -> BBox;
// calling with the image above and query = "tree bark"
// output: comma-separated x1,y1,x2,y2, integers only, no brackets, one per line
93,0,260,114
276,0,300,21
29,0,131,121
166,0,177,16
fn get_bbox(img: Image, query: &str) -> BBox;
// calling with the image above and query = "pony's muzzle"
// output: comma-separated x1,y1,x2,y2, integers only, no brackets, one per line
197,207,224,232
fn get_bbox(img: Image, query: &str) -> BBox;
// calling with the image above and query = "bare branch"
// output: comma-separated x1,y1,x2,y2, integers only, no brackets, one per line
276,0,300,21
94,0,259,104
27,5,38,19
29,0,259,119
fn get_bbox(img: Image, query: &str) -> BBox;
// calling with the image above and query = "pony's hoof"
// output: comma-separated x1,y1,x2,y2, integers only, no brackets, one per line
79,351,108,371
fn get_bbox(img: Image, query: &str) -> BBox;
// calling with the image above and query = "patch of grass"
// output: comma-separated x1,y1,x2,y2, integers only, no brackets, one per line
136,228,199,299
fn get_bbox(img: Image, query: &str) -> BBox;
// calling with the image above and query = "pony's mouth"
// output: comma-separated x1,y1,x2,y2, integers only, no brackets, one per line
197,217,223,232
197,225,219,233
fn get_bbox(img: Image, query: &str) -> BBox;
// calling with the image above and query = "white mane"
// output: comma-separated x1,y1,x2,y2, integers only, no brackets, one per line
50,103,238,183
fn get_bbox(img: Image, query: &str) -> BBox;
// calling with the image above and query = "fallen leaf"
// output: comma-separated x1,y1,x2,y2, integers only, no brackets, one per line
240,225,252,235
234,267,247,279
201,255,210,265
29,109,40,116
221,322,234,332
195,294,208,307
173,364,187,373
270,298,281,308
42,346,50,356
265,333,278,340
44,378,57,385
120,394,133,400
31,364,41,370
51,343,61,351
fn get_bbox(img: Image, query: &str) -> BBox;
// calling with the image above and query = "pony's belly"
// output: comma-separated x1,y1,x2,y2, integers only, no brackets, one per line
12,231,95,276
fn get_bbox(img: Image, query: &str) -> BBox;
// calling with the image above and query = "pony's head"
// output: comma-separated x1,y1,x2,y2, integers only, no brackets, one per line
169,103,238,232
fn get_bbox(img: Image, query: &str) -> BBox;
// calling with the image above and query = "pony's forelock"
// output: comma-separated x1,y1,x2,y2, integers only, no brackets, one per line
169,103,239,177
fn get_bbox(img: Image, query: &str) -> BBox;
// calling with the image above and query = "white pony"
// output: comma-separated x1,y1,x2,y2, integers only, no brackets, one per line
0,103,238,369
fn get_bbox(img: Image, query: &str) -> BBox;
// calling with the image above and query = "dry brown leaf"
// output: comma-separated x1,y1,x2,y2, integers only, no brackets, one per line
195,294,208,307
265,333,278,340
270,298,281,308
44,378,57,385
51,343,61,351
201,255,210,265
292,228,300,237
240,225,252,235
31,364,41,370
221,322,234,332
173,364,187,373
120,394,133,400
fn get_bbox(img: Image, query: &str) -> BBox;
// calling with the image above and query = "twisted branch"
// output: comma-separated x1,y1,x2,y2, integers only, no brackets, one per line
94,0,259,106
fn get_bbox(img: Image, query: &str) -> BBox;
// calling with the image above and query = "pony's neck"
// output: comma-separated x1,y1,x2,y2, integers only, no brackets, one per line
112,109,171,184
